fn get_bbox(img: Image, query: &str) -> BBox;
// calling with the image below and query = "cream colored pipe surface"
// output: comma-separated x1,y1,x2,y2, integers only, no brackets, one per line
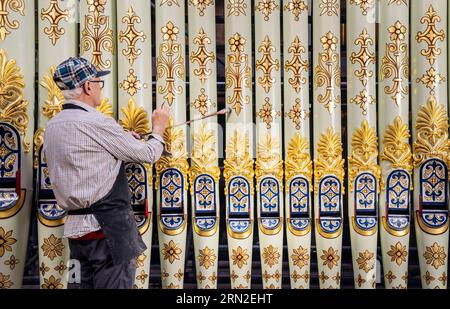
255,0,283,290
35,0,78,289
224,0,254,289
411,0,449,289
283,0,312,289
346,0,379,289
188,0,220,289
155,0,188,289
0,0,35,289
80,0,117,118
378,0,411,289
117,0,153,289
313,0,344,289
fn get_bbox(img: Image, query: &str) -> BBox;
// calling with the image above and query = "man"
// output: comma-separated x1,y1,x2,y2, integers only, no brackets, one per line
44,57,170,289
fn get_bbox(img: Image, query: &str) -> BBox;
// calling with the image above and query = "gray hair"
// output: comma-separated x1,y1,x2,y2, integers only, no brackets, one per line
62,87,83,99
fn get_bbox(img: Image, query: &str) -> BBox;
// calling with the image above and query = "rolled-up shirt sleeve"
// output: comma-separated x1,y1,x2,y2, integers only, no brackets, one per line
85,117,165,164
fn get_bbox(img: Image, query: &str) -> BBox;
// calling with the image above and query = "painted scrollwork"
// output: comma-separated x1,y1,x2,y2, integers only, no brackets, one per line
40,0,70,46
119,6,146,66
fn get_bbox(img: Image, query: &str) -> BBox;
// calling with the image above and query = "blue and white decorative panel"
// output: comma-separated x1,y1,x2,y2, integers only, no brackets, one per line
160,168,185,230
386,169,411,231
126,163,148,205
354,172,377,231
228,176,251,234
38,201,66,221
259,176,281,231
0,123,21,180
319,175,342,214
319,217,342,234
194,174,217,232
289,176,309,215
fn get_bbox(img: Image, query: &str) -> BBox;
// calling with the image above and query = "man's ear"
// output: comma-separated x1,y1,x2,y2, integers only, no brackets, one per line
82,82,91,95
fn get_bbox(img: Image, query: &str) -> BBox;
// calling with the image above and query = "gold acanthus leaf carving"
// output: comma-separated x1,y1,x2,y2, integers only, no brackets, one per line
314,128,345,194
413,96,450,168
40,66,64,120
96,98,113,117
255,133,283,187
154,117,189,190
348,120,380,193
189,122,220,194
0,0,25,41
119,98,150,136
0,49,30,153
33,128,45,169
223,129,254,194
285,132,312,186
381,116,412,172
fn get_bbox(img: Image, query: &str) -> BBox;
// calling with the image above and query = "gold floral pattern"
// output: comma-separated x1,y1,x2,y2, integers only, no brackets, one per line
0,272,13,289
320,247,340,270
416,67,446,95
157,21,185,106
41,275,63,289
350,28,375,87
319,270,329,284
350,89,375,116
256,35,280,93
388,0,407,5
423,242,446,270
136,270,148,284
256,0,278,21
285,36,308,93
226,33,251,115
192,88,214,116
423,271,435,285
0,0,25,41
315,31,341,113
356,250,375,273
356,274,366,287
381,20,409,107
161,240,182,264
291,246,309,269
119,98,150,136
385,270,396,284
227,0,247,16
350,0,374,15
120,69,147,96
190,28,215,84
3,254,18,270
54,261,67,276
41,234,64,261
319,0,339,16
231,246,249,269
286,98,309,130
189,0,213,16
284,0,307,21
415,5,445,66
119,7,146,66
198,271,206,283
0,227,16,258
262,245,280,268
135,253,147,268
198,246,216,270
438,272,447,285
40,262,50,277
257,98,281,129
40,0,70,45
160,0,180,6
174,269,183,282
387,241,408,266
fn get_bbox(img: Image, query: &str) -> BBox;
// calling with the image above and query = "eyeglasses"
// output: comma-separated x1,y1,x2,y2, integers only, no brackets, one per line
89,80,105,89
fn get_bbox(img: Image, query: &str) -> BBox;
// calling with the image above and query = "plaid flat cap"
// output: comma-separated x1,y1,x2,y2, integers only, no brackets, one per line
53,57,110,90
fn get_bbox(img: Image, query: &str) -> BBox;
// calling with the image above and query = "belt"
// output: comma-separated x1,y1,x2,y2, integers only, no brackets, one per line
70,230,106,241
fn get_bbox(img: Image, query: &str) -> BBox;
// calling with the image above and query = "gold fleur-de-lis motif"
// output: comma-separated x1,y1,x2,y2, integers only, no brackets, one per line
119,69,147,97
225,33,251,115
190,27,215,84
257,98,281,129
189,0,213,16
381,20,408,107
256,35,280,93
315,31,341,114
0,49,30,153
192,88,215,116
381,116,412,172
119,98,150,135
319,0,339,16
256,0,278,21
416,67,446,95
40,0,70,45
349,0,374,16
350,89,375,116
348,120,380,193
0,0,25,41
119,7,146,66
286,98,309,130
416,5,445,66
314,128,345,193
285,36,308,93
160,0,180,6
39,66,64,119
284,0,307,21
227,0,247,16
350,28,375,87
413,96,449,168
80,0,114,70
157,21,185,107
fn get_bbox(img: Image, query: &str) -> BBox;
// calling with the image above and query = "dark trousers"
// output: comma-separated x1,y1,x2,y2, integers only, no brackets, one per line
68,237,136,289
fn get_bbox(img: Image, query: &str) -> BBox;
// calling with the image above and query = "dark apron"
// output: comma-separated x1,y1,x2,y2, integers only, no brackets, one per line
63,103,147,264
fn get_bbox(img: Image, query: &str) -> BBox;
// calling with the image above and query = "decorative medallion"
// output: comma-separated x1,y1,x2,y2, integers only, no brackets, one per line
40,0,70,45
285,36,308,93
119,6,146,66
190,27,215,84
256,35,280,93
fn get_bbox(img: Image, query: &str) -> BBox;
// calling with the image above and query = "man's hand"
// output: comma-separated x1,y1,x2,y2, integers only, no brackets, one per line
131,131,141,139
152,106,170,136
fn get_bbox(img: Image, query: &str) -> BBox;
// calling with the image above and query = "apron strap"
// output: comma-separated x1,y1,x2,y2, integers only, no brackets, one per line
62,103,88,112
